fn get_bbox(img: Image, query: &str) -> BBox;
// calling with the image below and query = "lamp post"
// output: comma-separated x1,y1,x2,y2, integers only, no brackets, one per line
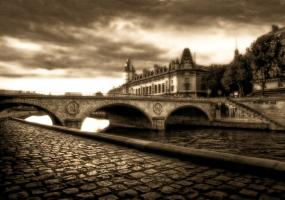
207,89,211,98
217,90,222,97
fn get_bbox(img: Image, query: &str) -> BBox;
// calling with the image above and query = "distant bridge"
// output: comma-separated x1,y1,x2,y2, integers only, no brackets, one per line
0,93,284,130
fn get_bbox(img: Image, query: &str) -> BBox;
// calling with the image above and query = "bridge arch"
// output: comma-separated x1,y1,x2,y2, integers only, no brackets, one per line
83,103,153,130
165,105,211,128
0,102,64,126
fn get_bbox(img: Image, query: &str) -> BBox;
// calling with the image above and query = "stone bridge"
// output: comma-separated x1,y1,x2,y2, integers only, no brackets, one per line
0,93,281,130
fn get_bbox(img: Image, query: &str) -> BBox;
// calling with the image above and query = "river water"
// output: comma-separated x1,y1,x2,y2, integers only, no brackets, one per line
103,126,285,162
25,115,285,162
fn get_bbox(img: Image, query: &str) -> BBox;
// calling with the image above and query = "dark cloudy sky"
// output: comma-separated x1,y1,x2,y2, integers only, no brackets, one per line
0,0,284,93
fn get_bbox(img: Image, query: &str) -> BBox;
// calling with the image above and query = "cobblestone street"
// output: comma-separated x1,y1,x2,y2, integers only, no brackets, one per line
1,120,285,200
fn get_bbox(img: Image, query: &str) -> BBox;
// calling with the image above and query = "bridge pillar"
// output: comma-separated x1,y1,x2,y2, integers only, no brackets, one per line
152,117,165,130
64,119,82,129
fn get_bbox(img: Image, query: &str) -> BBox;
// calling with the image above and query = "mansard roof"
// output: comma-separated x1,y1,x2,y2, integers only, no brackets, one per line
181,48,194,65
125,47,208,82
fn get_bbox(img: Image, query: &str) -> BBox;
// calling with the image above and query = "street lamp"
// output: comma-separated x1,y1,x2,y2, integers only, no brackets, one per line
207,89,211,97
217,90,222,97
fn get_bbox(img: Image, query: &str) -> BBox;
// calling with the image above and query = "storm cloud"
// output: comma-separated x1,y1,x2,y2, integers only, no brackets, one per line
0,0,284,78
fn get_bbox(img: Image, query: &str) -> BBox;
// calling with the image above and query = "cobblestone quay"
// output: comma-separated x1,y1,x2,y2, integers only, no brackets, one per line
1,120,285,200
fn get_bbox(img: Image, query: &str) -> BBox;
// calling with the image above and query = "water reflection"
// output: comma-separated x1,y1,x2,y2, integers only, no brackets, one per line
25,115,110,132
81,117,110,132
25,115,53,125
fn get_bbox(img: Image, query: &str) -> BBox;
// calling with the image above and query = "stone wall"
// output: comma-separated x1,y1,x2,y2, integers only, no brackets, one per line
165,116,268,130
236,98,285,127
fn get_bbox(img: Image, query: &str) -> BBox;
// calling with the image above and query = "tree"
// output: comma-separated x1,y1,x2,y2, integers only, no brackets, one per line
247,31,284,95
204,65,226,97
221,55,252,97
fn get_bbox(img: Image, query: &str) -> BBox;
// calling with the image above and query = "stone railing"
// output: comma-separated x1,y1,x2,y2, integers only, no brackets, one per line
226,97,285,129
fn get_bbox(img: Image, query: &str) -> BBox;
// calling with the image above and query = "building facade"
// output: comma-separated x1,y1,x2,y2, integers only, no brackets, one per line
115,48,209,97
253,77,285,95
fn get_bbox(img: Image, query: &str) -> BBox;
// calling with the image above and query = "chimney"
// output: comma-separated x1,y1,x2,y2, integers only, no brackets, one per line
272,24,279,32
